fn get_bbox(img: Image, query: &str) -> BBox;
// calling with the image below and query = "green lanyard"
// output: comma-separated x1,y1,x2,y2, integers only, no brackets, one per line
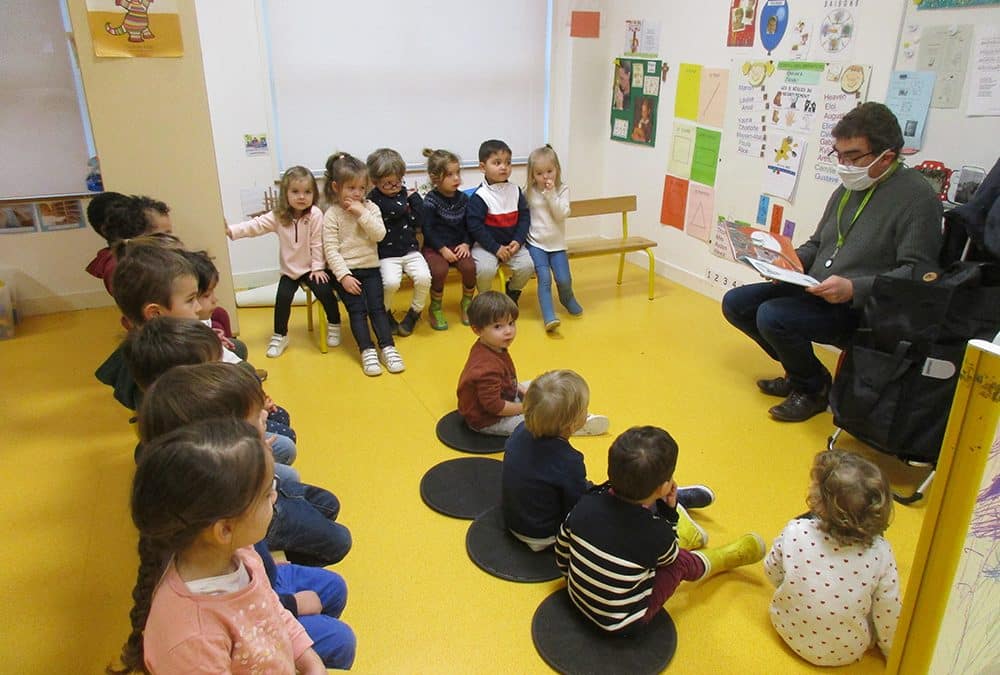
833,161,899,250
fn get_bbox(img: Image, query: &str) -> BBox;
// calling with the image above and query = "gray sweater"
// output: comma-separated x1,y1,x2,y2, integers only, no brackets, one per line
797,164,943,307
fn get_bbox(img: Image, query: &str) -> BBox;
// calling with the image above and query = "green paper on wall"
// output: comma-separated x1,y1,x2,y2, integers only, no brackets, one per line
690,127,722,187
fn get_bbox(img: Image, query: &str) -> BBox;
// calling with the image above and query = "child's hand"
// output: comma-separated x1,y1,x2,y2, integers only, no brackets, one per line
340,274,362,295
663,479,678,508
224,223,233,240
293,590,322,616
309,270,330,284
263,395,277,413
496,245,512,262
454,243,471,259
346,201,366,218
508,241,521,254
440,246,458,263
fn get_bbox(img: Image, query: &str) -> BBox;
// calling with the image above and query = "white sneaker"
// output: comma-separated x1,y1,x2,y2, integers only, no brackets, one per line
266,334,289,358
327,323,341,347
380,345,405,373
574,413,609,436
360,348,382,376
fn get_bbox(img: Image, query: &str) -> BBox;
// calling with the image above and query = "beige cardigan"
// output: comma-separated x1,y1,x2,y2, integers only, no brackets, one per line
322,201,386,281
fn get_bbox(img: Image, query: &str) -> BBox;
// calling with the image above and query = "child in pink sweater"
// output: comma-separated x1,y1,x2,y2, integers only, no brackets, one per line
227,166,342,358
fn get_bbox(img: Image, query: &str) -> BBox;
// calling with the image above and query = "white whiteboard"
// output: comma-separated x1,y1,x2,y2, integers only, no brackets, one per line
263,0,548,169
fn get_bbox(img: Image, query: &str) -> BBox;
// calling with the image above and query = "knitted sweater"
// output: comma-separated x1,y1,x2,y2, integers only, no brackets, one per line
456,340,518,430
421,189,470,251
467,181,531,253
526,184,572,252
228,206,325,279
797,165,942,307
368,188,423,259
322,201,386,281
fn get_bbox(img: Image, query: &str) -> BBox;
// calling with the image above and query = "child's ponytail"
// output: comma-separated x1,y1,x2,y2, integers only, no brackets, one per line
106,536,169,674
423,148,460,185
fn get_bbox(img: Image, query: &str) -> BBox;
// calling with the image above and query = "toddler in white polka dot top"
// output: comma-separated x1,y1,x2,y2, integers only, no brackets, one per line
764,450,900,667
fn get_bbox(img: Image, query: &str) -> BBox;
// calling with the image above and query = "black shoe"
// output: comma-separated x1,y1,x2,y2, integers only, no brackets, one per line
677,485,715,510
769,387,830,422
387,311,400,336
505,281,522,306
756,375,791,398
397,308,419,337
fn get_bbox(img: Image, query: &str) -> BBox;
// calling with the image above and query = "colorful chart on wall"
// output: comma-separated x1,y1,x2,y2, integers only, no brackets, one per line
727,0,758,47
758,0,789,55
818,7,856,59
916,0,1000,8
610,58,662,146
86,0,183,58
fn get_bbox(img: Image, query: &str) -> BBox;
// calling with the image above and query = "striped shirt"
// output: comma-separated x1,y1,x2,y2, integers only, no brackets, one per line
467,181,530,254
555,487,679,633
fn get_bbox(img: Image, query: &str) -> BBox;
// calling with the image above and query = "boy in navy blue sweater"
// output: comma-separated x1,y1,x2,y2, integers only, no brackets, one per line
467,139,534,301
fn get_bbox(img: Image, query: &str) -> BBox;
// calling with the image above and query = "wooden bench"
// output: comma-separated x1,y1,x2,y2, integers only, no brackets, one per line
565,195,657,300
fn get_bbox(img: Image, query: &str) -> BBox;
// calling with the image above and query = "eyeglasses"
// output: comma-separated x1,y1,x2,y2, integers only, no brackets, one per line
377,178,403,192
828,148,875,166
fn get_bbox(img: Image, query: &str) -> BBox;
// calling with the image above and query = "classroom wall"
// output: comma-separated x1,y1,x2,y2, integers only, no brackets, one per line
62,0,237,329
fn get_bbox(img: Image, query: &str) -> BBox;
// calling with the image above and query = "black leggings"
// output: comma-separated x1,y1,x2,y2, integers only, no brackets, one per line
334,267,394,352
274,272,341,335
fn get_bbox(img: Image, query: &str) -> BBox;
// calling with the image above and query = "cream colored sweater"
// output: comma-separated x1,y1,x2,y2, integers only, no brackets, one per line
322,201,386,281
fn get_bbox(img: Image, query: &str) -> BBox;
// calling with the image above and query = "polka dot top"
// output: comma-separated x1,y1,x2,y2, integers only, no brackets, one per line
764,517,900,667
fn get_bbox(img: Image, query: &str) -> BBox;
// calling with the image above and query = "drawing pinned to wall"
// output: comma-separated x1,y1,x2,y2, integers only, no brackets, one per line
38,200,86,232
660,175,689,229
667,123,696,178
698,68,731,128
0,205,38,234
762,132,807,200
734,60,775,157
759,0,789,55
818,6,857,60
967,25,1000,116
691,127,723,187
814,63,871,184
727,0,758,47
786,20,814,60
770,61,824,134
675,63,703,121
917,24,973,109
624,19,661,57
86,0,183,58
885,71,936,154
610,58,662,146
685,184,715,242
244,134,269,157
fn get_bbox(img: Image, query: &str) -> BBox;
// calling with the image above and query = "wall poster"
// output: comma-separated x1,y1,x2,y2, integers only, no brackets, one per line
610,58,663,146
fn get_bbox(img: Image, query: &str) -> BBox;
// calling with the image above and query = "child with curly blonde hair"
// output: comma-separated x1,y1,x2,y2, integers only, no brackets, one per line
764,450,900,666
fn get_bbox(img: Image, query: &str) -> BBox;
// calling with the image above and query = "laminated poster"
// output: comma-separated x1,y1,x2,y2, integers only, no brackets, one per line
885,71,936,153
727,0,757,47
86,0,183,58
610,58,663,146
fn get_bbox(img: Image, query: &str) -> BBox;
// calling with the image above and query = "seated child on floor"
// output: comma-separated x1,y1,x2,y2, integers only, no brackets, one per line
183,248,249,360
108,418,327,675
134,363,355,668
501,370,593,551
457,291,608,437
122,316,297,475
86,194,172,295
555,426,765,634
764,449,899,667
366,147,431,337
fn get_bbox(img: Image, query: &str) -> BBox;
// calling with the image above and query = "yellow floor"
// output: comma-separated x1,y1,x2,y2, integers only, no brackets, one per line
0,257,929,673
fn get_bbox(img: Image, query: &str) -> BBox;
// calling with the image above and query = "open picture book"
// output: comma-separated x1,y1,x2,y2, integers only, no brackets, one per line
714,220,818,287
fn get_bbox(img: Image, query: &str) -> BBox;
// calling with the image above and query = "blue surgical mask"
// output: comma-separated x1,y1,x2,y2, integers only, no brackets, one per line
836,150,888,191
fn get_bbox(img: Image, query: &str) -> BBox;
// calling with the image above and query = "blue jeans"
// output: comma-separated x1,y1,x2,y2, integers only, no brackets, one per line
334,267,394,352
721,282,858,394
527,245,583,323
266,479,353,567
273,564,356,670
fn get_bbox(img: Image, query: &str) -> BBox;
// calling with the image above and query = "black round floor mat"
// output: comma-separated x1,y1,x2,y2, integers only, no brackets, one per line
419,457,502,519
531,589,677,675
466,506,561,582
435,410,507,454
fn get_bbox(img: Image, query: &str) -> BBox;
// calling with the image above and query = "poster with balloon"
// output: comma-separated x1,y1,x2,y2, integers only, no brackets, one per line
759,0,789,55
